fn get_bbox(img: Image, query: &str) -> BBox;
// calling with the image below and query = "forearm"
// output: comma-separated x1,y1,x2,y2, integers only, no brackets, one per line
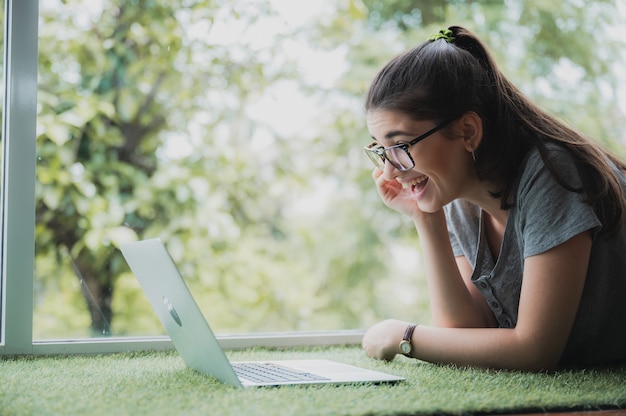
414,212,487,327
363,319,561,371
408,324,561,371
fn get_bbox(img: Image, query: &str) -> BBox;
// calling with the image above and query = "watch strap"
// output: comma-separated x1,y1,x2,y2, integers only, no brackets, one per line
401,323,417,356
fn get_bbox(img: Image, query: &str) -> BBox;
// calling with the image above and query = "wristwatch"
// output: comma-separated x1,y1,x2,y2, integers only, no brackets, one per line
399,323,417,356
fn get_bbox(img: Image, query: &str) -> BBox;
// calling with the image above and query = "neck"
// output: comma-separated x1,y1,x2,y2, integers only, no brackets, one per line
462,181,508,226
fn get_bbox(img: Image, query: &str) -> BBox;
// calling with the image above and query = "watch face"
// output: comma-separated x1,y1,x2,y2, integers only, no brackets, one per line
400,341,411,354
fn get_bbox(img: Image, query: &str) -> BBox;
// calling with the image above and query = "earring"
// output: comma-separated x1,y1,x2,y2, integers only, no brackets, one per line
471,150,476,162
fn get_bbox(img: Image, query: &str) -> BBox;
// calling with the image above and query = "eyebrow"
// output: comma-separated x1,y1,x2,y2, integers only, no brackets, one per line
384,130,415,139
370,130,415,142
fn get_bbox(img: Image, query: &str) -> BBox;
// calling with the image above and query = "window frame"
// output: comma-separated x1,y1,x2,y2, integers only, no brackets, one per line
1,0,37,355
0,0,362,356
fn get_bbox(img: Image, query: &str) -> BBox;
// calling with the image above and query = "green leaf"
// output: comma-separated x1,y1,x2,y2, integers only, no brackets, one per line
46,124,72,146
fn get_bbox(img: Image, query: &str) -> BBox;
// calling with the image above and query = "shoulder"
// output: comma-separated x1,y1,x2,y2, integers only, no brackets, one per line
520,142,579,181
517,141,626,201
515,142,586,201
513,142,603,256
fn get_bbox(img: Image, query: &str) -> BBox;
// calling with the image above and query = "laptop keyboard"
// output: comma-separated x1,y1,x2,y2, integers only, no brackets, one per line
232,362,330,384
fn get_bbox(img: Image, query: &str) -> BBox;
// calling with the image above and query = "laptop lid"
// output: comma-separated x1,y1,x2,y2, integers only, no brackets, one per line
121,238,242,386
120,238,404,387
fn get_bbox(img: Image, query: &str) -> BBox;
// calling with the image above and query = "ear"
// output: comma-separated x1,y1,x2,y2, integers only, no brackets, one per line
458,111,483,153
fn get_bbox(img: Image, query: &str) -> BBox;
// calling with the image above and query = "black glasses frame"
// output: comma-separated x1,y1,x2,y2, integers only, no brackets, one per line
364,118,456,172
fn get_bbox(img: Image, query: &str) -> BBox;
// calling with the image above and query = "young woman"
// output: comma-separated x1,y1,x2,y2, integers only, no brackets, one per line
361,26,626,371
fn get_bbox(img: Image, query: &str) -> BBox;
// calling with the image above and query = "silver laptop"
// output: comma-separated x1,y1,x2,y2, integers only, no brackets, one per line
120,238,404,388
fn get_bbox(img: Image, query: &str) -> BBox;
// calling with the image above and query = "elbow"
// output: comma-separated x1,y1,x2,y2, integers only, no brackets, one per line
507,335,564,372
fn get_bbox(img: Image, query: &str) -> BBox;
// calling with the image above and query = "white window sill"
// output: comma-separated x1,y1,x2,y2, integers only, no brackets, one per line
0,330,365,355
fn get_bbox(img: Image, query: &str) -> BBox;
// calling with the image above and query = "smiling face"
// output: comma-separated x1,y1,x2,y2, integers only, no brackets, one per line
366,109,480,213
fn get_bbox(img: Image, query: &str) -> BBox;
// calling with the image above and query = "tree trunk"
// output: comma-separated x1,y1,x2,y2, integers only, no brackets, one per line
72,255,114,336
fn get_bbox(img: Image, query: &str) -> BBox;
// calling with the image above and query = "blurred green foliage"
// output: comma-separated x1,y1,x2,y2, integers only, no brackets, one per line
23,0,626,338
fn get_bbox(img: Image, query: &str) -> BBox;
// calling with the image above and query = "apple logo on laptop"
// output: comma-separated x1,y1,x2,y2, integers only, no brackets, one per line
163,296,183,327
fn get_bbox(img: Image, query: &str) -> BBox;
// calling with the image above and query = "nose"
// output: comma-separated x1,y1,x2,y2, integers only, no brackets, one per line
381,159,401,181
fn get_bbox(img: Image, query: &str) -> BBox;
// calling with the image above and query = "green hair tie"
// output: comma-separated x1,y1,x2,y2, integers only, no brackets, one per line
429,29,455,43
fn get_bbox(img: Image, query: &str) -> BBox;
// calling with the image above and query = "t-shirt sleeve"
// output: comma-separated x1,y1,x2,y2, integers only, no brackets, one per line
445,200,481,259
516,146,602,258
445,204,463,257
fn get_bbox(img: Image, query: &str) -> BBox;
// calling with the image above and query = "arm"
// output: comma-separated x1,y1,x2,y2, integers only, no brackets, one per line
363,230,591,370
371,168,492,328
416,211,497,328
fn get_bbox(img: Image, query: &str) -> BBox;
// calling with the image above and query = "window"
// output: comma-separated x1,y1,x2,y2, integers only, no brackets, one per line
2,0,625,356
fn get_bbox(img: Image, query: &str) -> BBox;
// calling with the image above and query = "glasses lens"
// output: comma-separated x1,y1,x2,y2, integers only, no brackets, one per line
385,146,414,171
364,143,385,169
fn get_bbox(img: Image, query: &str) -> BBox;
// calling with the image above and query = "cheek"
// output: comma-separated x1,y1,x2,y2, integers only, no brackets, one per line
417,144,474,194
415,140,469,177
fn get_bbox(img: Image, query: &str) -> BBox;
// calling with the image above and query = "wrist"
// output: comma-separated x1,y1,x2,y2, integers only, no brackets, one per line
399,323,418,357
412,210,446,233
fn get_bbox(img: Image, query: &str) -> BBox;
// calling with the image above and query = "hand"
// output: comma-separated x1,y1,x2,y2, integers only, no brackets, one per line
372,169,425,220
362,319,414,361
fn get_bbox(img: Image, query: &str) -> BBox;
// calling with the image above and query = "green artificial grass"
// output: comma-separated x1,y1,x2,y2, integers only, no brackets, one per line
1,346,625,416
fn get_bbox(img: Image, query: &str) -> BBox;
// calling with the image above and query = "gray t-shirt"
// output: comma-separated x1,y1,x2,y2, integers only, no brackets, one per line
445,143,626,366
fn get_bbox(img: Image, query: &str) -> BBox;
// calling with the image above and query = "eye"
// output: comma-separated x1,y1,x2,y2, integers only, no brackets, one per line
391,142,410,149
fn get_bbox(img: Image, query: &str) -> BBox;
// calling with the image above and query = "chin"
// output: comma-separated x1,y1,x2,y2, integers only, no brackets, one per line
417,201,444,214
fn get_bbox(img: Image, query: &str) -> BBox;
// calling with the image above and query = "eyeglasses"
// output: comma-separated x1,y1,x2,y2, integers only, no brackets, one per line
363,118,456,172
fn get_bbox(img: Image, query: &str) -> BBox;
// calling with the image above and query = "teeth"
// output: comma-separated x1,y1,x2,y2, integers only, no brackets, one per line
401,176,428,189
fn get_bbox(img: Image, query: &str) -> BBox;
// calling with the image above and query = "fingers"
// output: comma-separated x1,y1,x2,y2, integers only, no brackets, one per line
362,319,412,361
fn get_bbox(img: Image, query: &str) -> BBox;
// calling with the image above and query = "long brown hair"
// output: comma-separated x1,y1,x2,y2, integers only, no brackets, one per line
365,25,626,235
